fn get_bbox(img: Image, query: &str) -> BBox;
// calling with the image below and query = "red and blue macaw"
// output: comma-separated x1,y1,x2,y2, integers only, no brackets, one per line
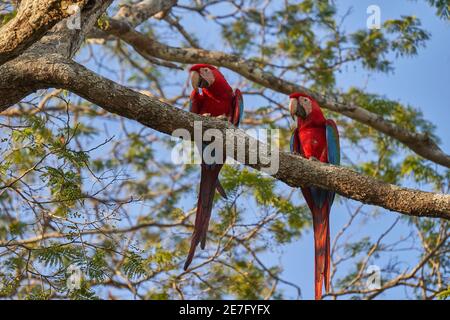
289,92,340,300
184,64,243,270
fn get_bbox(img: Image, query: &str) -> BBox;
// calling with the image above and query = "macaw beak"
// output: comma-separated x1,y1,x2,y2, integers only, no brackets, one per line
190,71,210,90
289,98,306,119
190,71,200,90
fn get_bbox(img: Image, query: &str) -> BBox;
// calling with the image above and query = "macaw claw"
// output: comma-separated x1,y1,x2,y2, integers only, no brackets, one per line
216,115,228,121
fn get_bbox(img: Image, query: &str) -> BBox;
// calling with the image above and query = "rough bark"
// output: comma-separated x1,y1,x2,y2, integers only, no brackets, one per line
0,56,448,219
0,0,88,66
0,0,113,109
114,0,177,25
102,19,450,169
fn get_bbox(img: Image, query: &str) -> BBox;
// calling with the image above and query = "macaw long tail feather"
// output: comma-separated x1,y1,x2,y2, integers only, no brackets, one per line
184,164,223,270
325,220,331,293
312,203,331,300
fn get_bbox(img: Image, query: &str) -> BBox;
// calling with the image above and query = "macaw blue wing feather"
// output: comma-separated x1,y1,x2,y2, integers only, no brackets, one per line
326,119,340,166
325,119,340,205
290,128,302,155
232,88,244,127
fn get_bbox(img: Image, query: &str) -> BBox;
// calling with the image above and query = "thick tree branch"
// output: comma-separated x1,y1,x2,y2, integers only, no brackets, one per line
0,0,88,66
0,55,448,219
24,0,113,59
114,0,177,26
0,0,112,108
102,19,450,169
87,0,178,43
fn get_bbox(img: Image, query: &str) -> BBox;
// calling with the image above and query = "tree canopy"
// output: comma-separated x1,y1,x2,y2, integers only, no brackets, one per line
0,0,448,300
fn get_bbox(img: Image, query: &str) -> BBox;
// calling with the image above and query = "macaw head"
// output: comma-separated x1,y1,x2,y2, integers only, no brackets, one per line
289,92,313,120
190,64,220,90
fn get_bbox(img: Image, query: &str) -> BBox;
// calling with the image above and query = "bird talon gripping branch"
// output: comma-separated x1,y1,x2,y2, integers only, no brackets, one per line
216,115,229,121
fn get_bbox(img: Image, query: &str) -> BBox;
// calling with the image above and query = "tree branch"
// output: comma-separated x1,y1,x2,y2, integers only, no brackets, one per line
114,0,177,26
0,0,113,108
0,0,88,66
101,19,450,169
0,55,448,219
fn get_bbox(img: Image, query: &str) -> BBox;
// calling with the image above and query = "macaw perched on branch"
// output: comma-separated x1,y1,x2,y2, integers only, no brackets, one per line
184,64,244,270
289,92,340,300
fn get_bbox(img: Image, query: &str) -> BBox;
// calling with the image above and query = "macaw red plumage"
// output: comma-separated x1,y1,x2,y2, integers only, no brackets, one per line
184,64,243,270
289,92,340,300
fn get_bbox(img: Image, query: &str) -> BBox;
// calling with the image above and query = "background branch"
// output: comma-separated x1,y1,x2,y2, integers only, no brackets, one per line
0,0,88,66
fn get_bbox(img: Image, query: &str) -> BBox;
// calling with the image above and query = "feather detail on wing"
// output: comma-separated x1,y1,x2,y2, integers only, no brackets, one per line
325,119,340,166
290,128,302,155
230,88,244,127
325,119,340,206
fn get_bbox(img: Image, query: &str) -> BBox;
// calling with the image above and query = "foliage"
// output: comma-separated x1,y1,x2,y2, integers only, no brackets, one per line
0,0,448,300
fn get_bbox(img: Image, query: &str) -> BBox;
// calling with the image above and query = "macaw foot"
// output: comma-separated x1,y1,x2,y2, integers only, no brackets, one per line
309,156,319,161
202,113,212,117
216,115,228,121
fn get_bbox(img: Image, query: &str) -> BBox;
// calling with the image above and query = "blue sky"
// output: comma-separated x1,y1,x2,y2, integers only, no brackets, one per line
71,1,449,299
336,0,450,150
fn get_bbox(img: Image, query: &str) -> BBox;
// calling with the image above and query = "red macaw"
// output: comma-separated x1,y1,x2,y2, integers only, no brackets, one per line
289,92,340,300
184,64,244,270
